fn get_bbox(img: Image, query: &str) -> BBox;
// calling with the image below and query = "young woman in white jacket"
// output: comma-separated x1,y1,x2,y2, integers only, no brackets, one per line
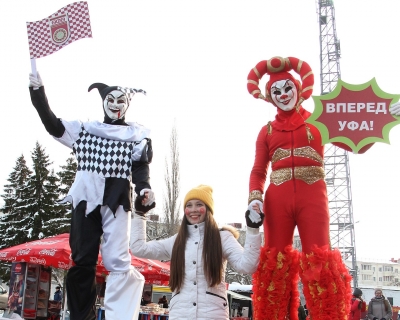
131,185,263,320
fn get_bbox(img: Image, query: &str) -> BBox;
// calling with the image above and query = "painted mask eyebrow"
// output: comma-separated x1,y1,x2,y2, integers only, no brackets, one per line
107,92,125,100
271,80,291,92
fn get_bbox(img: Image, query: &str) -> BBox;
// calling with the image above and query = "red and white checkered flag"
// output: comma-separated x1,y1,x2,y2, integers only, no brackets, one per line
26,1,92,59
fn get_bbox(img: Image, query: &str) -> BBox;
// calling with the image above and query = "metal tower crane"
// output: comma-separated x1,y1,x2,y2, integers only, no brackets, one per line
316,0,358,288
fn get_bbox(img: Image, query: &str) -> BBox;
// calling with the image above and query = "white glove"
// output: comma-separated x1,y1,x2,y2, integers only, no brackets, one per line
247,200,263,223
29,72,43,88
140,188,155,206
390,102,400,116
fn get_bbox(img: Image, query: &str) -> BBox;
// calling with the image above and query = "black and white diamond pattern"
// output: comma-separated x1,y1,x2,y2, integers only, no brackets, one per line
73,129,136,179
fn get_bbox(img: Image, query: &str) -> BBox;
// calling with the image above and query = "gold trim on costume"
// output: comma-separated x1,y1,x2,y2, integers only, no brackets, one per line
317,284,327,294
297,60,303,74
302,85,313,93
295,166,325,184
248,79,259,86
285,57,291,69
270,166,325,185
276,252,284,269
248,190,263,204
267,282,275,291
267,121,272,135
258,93,266,100
296,97,305,110
293,146,323,165
302,70,313,81
305,125,314,142
253,67,260,79
270,168,292,185
267,56,285,73
271,148,291,164
265,89,272,102
251,89,261,96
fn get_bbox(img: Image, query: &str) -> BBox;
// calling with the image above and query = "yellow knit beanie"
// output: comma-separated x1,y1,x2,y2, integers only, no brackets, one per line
184,185,214,214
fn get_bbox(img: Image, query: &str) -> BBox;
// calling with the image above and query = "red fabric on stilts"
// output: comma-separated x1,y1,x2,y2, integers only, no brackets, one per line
252,246,299,320
299,246,352,320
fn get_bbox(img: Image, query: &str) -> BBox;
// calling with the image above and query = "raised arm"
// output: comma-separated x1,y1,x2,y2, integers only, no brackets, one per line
221,225,262,274
29,72,65,138
130,212,175,261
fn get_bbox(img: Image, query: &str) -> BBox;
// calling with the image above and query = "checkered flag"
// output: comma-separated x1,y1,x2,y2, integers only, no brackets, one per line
118,87,147,101
26,1,92,59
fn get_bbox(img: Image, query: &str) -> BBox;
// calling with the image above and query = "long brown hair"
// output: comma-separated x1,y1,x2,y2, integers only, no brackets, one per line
169,208,223,292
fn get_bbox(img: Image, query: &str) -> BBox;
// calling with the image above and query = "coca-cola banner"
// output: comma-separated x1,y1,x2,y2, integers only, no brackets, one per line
308,78,400,153
7,262,27,316
0,234,170,286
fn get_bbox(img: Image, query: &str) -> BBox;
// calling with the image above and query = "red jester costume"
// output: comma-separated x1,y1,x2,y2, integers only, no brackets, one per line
246,57,371,320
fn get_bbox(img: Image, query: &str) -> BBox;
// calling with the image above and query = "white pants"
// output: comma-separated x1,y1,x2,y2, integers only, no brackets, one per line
100,205,145,320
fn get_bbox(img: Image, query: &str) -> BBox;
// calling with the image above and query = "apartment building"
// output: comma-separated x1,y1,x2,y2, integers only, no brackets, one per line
345,258,400,287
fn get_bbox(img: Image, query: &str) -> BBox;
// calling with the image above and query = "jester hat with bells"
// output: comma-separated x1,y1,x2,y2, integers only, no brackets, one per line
88,83,146,124
247,56,314,140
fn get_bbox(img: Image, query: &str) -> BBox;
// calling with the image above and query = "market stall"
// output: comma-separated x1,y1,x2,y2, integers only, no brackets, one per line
227,290,252,319
0,233,170,319
0,262,51,319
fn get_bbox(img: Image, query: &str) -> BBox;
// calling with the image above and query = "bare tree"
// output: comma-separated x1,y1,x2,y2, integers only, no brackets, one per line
163,123,181,237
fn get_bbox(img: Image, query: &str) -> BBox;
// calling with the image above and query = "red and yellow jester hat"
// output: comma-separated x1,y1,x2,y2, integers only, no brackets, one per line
247,56,314,109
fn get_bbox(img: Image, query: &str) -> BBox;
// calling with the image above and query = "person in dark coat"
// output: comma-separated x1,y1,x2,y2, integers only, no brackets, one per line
54,286,62,302
158,295,169,308
368,288,393,320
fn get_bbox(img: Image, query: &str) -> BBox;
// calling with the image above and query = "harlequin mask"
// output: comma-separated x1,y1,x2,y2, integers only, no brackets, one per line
88,83,146,123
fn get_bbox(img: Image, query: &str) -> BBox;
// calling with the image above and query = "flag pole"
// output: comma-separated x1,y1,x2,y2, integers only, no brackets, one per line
30,58,37,77
30,58,39,90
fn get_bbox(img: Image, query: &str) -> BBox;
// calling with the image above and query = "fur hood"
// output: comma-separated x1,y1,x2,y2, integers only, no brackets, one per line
221,225,240,239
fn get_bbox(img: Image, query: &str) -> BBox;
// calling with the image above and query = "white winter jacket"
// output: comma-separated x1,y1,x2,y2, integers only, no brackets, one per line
130,213,261,320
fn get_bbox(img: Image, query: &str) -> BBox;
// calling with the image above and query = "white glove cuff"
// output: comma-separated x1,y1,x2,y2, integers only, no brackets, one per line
248,200,263,223
140,188,155,206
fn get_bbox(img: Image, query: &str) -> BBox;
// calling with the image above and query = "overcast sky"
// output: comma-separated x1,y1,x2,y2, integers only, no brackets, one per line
1,0,399,261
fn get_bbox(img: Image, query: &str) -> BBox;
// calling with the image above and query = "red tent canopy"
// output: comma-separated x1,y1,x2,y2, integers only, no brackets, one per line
0,233,170,285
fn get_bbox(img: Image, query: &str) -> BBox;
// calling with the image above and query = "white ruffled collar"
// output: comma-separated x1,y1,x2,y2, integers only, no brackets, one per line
83,120,150,142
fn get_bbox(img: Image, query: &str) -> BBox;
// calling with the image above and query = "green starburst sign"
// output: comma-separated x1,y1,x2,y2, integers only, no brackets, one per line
307,78,400,153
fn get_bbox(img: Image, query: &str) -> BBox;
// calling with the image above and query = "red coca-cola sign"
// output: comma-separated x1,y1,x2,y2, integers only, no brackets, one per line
14,263,22,273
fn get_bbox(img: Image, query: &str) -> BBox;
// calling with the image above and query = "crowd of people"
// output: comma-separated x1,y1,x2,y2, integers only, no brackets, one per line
26,52,400,320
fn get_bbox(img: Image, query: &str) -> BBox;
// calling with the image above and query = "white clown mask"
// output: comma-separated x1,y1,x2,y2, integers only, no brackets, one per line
103,90,129,121
270,79,298,111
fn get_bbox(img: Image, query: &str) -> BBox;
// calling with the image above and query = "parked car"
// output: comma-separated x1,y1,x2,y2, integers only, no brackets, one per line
0,285,8,310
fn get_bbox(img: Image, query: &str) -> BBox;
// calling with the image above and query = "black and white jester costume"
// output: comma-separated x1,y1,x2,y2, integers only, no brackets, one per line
29,82,154,320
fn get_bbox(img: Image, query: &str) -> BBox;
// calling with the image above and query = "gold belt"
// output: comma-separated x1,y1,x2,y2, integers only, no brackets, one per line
270,166,325,185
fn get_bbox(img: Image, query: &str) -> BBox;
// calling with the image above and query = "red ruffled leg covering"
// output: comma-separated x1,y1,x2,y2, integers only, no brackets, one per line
299,246,352,320
252,245,300,320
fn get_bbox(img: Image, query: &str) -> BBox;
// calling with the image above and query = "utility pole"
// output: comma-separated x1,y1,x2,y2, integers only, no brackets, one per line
316,0,358,288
